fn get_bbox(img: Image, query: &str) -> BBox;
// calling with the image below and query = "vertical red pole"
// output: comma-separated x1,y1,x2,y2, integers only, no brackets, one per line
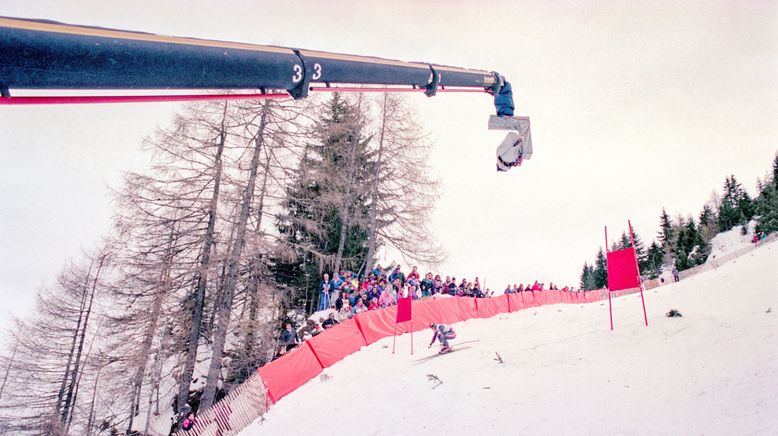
605,225,613,330
629,220,649,327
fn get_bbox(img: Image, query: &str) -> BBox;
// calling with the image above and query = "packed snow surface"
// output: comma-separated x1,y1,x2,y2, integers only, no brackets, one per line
242,241,778,436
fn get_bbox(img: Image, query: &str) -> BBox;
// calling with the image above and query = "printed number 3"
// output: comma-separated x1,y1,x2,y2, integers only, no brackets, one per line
292,63,322,83
312,63,322,80
292,65,303,83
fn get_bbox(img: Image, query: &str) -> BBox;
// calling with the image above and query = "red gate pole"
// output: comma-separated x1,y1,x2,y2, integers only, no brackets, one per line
605,226,613,330
629,220,649,326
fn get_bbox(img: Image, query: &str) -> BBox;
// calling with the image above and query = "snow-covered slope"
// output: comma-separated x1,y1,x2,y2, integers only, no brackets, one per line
242,240,778,436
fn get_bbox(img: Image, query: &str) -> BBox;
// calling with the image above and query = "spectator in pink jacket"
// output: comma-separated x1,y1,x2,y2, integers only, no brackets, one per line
379,288,395,308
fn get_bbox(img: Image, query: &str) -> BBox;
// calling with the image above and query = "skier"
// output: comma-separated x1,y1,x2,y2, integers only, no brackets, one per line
428,323,457,354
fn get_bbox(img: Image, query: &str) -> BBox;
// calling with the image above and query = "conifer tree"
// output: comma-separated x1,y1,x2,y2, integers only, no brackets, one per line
645,241,664,279
579,263,595,290
717,175,753,231
592,248,608,289
275,93,371,313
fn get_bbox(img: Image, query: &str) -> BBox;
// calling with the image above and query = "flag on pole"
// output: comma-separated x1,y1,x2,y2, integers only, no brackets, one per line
396,296,412,323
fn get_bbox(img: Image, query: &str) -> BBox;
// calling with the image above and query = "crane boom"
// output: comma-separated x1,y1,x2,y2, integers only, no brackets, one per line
0,16,530,170
0,16,500,100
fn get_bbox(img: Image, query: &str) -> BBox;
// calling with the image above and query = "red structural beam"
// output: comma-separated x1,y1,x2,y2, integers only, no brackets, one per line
0,92,290,105
309,86,488,94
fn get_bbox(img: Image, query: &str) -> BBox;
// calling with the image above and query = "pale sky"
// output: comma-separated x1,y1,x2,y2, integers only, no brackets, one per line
1,1,776,327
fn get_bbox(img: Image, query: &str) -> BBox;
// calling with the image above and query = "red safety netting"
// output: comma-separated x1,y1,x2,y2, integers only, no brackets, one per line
434,297,462,325
257,288,612,405
410,299,440,332
507,293,524,312
257,342,322,404
354,307,401,345
306,319,366,368
477,295,509,318
521,292,537,308
457,297,478,320
607,247,641,291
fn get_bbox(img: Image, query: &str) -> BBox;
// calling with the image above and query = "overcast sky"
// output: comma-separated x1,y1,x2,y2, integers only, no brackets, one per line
1,1,776,327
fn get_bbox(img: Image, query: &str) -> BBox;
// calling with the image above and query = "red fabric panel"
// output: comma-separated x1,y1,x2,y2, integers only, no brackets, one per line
410,299,439,332
396,296,412,322
476,295,509,317
306,319,365,368
354,307,402,345
534,291,547,306
508,293,525,311
607,247,641,291
258,342,322,404
434,297,462,325
550,291,561,304
522,292,537,308
494,294,510,313
457,297,478,320
476,298,499,318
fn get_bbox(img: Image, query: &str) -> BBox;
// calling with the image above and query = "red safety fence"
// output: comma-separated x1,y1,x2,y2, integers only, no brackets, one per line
259,291,606,406
257,341,322,404
181,290,609,436
476,294,509,318
407,299,438,331
507,293,524,311
306,318,366,369
435,297,462,324
353,306,401,345
457,297,478,320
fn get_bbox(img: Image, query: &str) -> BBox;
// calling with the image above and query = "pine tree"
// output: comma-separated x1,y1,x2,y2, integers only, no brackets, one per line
645,241,664,279
717,175,753,231
755,181,778,234
275,93,371,313
754,153,778,235
592,248,608,289
697,203,717,260
579,263,593,290
658,208,673,247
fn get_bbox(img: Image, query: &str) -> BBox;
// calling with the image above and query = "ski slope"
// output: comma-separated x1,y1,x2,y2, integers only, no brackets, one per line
242,240,778,436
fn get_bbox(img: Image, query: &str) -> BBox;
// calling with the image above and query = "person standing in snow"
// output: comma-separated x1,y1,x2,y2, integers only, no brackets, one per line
428,323,457,353
319,273,333,310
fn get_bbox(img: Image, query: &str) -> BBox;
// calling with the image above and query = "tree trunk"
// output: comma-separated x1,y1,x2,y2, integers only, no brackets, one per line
143,320,169,436
177,102,228,414
128,228,175,434
0,323,22,402
85,364,102,436
61,253,106,424
55,260,94,417
333,130,360,275
365,94,389,270
200,101,270,410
